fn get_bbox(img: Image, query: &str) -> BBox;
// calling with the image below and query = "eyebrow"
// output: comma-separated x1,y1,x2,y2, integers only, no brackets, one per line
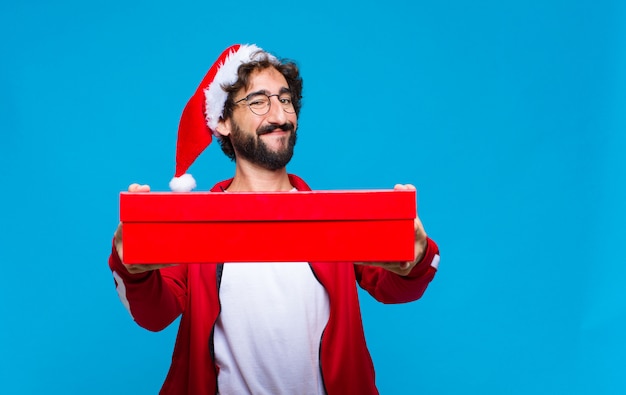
247,87,292,96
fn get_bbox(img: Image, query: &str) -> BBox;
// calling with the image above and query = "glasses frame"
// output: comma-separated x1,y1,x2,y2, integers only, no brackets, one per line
234,92,296,116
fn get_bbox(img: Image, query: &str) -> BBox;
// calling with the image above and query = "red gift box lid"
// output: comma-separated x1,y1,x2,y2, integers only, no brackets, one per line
120,190,415,222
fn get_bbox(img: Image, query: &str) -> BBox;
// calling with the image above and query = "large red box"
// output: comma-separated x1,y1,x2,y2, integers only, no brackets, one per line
120,190,416,264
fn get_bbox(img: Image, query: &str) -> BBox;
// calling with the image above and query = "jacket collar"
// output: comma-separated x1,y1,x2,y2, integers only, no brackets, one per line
210,174,311,192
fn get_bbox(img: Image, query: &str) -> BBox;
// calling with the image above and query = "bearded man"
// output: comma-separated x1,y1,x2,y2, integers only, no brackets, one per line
108,44,441,395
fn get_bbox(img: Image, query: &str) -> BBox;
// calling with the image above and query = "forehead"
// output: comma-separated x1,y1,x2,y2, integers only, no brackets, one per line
243,66,289,94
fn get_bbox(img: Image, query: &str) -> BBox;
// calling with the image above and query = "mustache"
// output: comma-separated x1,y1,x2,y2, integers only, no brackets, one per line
256,122,295,136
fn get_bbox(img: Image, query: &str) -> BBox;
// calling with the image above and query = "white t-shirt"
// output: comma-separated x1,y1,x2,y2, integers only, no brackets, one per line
213,262,330,395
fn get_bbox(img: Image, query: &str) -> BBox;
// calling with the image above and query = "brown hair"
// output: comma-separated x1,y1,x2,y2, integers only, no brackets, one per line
217,55,303,161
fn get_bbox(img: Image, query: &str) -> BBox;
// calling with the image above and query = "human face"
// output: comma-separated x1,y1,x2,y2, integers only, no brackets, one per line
218,67,298,169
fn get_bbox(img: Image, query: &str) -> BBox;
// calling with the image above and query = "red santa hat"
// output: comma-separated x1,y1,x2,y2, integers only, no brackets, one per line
169,44,278,192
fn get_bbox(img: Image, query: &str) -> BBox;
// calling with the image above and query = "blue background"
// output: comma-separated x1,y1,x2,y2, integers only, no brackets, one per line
1,0,625,394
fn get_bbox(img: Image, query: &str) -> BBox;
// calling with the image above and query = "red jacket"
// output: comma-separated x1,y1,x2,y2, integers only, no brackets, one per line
108,175,440,394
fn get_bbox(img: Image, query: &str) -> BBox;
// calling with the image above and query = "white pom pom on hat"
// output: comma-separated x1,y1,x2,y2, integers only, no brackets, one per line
169,44,278,192
169,173,197,192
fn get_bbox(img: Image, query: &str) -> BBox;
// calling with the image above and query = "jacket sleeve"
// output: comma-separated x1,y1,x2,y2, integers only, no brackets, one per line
355,237,440,304
108,239,188,331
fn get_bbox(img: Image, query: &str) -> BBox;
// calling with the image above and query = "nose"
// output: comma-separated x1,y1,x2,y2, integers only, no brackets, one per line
265,95,288,124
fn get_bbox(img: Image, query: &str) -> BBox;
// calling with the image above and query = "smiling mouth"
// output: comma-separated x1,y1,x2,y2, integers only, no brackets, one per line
257,123,295,136
258,128,288,136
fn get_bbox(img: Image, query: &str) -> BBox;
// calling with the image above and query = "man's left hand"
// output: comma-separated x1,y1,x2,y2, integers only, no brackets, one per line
355,184,428,276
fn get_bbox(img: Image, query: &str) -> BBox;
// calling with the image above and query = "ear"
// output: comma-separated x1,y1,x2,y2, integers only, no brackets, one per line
215,118,231,137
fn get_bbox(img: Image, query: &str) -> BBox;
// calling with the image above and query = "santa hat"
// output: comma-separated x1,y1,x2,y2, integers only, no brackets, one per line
169,44,278,192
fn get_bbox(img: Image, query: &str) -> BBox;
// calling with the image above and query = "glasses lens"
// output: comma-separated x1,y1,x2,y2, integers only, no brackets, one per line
279,94,295,113
247,94,270,115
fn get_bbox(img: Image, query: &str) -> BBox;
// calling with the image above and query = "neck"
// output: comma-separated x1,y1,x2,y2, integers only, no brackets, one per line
227,160,293,192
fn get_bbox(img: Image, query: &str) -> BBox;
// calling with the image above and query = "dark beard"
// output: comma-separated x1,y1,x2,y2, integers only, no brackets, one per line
230,121,297,170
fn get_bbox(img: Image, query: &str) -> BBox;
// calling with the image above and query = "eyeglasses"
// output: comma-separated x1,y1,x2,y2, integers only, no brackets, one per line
234,92,296,116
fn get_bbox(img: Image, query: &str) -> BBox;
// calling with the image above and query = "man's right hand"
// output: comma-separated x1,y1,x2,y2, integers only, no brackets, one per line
114,183,178,274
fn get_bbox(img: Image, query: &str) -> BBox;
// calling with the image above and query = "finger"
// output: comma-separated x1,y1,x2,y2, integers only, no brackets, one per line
355,261,415,276
414,217,427,239
128,184,151,193
355,261,402,269
114,222,123,242
393,184,416,191
125,263,177,274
